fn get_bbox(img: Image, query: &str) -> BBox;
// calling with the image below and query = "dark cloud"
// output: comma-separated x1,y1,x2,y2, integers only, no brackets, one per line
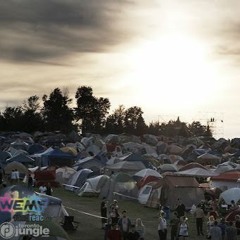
0,0,133,62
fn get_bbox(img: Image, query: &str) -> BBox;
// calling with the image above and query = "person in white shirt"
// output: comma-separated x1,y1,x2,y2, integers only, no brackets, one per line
11,169,16,184
39,184,47,194
15,169,20,183
178,216,189,240
158,211,167,240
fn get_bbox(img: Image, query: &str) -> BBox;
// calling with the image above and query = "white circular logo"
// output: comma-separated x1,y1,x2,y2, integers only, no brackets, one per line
0,222,15,239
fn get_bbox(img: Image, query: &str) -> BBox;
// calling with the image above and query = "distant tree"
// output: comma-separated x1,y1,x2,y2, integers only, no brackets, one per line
188,121,208,137
42,88,75,132
105,105,126,134
21,95,43,132
124,106,147,135
148,121,161,135
75,86,110,134
1,106,24,131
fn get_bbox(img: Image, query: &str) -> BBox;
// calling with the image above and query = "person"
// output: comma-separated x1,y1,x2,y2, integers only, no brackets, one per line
208,207,218,220
27,174,33,189
178,216,189,240
39,184,47,194
175,199,186,218
230,200,237,210
126,224,140,240
206,215,215,239
110,206,119,225
135,218,145,240
218,218,227,240
15,169,20,183
235,214,240,235
101,197,108,229
194,204,204,236
169,211,179,240
109,199,119,224
158,210,167,240
45,182,53,196
107,223,121,240
11,169,16,184
210,220,221,240
226,221,237,240
118,210,131,240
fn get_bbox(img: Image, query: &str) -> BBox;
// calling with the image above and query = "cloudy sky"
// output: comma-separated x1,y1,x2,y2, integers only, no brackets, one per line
1,0,240,139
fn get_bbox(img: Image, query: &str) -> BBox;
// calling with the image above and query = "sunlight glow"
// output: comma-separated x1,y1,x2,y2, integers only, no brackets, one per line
124,33,218,113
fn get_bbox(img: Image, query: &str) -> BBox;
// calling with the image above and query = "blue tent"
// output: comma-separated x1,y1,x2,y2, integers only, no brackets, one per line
40,149,75,167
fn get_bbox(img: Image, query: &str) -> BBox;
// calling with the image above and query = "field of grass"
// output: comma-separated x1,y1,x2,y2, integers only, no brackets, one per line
53,187,210,240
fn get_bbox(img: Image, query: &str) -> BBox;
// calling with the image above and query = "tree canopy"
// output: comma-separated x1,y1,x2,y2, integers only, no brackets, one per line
0,86,212,137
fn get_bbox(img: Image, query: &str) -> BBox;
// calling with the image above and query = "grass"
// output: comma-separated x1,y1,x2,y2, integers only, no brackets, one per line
53,187,211,240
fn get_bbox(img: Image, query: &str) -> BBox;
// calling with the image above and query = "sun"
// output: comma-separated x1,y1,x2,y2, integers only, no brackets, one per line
123,33,218,113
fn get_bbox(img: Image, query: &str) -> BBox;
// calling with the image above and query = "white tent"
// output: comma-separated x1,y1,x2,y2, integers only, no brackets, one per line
134,168,162,179
177,167,218,177
219,188,240,204
77,175,110,196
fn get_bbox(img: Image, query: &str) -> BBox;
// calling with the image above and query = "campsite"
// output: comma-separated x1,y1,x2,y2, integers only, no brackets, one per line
1,131,240,239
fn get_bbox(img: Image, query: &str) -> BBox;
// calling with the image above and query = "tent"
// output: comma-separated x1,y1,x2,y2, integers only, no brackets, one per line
56,167,76,184
196,153,221,166
0,151,12,162
77,175,110,197
133,168,162,182
40,149,75,167
4,161,28,174
178,162,207,171
28,143,46,155
65,168,93,191
160,175,205,209
136,175,161,189
6,153,35,166
176,167,218,177
210,171,240,191
219,188,240,205
158,164,178,174
10,139,29,151
73,156,105,173
138,180,163,207
105,161,146,173
99,172,138,201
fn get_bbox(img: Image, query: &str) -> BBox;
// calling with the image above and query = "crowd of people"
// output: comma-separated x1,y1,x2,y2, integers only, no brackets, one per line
100,196,240,240
101,198,145,240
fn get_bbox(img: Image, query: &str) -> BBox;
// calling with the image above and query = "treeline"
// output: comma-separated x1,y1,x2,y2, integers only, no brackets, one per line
0,86,212,137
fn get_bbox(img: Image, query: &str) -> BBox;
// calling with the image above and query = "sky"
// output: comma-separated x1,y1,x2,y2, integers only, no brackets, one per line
1,0,240,139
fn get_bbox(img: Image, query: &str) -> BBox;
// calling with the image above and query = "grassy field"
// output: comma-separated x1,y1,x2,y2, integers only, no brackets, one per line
53,187,211,240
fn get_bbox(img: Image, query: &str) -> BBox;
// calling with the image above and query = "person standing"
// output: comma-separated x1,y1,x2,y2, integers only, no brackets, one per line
175,199,186,218
206,215,215,239
39,184,47,194
210,220,221,240
178,216,189,240
11,169,16,184
15,169,20,183
45,182,53,196
194,204,205,236
234,214,240,235
27,174,33,189
118,210,131,240
226,221,237,240
158,211,167,240
101,197,108,229
218,218,227,240
169,211,179,240
126,224,140,240
135,218,145,240
107,224,121,240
